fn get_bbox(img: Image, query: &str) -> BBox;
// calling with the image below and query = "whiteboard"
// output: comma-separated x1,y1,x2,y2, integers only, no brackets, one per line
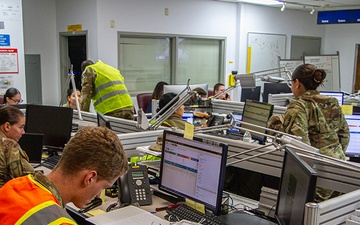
304,55,340,91
247,33,286,73
279,58,304,80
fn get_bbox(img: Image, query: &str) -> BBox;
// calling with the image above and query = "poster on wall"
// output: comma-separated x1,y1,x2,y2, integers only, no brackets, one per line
0,74,13,94
0,48,18,74
247,32,286,73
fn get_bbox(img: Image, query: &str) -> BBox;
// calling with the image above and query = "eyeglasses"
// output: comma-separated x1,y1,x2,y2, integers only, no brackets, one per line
11,98,23,104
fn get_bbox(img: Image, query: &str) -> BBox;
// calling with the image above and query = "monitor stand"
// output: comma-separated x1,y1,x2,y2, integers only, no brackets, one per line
349,156,360,163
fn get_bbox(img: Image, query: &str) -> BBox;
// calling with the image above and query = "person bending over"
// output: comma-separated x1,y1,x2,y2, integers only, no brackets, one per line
80,60,134,120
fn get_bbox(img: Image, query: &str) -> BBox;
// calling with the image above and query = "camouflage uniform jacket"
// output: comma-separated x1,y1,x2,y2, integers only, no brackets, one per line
164,114,188,130
0,131,35,188
32,172,64,207
80,65,134,120
280,90,350,160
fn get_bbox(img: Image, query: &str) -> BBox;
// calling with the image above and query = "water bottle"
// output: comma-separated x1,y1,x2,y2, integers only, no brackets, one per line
243,131,252,143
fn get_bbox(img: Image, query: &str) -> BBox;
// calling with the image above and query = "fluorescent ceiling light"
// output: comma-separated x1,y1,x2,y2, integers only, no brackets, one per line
237,0,281,5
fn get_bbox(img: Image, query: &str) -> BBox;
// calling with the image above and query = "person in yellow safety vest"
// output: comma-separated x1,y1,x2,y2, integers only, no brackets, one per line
0,126,129,225
80,60,134,120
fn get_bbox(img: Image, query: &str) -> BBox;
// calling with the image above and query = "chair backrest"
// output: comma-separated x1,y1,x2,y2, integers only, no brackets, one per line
0,95,4,104
136,93,152,112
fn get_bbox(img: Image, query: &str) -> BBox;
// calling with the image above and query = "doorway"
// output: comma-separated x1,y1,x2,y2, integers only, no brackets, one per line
354,44,360,92
59,31,87,105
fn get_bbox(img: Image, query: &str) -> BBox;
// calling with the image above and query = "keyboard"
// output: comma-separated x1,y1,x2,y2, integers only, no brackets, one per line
42,155,61,169
165,204,223,225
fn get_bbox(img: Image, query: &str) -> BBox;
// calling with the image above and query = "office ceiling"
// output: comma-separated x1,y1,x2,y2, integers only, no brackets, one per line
213,0,360,11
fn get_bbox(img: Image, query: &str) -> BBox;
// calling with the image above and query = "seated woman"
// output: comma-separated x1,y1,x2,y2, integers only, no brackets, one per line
146,81,168,113
3,87,23,105
158,92,190,130
0,105,34,188
268,63,350,202
63,89,81,110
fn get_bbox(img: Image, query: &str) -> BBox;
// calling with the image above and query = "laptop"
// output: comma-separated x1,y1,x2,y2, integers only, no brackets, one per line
18,133,44,168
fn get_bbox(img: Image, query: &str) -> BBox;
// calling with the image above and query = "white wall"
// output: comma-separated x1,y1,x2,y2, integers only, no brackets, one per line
23,0,57,104
0,0,26,99
22,0,358,105
323,24,360,92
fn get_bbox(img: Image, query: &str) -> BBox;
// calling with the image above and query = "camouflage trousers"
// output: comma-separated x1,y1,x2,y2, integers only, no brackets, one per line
105,107,134,120
315,187,342,203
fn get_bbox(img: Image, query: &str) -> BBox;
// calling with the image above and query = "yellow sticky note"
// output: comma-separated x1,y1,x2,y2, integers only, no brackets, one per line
186,198,196,209
87,209,106,216
352,103,358,106
341,105,353,115
195,202,205,214
184,123,194,140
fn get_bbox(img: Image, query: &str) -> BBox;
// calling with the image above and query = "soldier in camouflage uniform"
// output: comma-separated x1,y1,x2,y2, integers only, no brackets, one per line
80,60,134,120
0,105,34,188
268,64,350,202
0,126,129,224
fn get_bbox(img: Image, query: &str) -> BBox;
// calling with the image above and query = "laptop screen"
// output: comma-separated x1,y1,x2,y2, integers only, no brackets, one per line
182,112,194,124
18,133,44,164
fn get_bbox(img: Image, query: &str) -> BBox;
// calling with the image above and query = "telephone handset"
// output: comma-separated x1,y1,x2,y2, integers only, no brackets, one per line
118,164,152,206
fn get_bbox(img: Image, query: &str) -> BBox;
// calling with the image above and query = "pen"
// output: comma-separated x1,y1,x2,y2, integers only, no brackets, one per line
155,203,182,212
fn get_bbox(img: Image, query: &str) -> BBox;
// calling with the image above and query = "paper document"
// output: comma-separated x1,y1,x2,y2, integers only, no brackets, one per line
86,205,169,225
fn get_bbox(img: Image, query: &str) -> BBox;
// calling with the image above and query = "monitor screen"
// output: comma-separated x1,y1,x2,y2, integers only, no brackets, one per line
319,91,344,106
241,86,261,102
159,130,228,215
240,100,274,142
25,105,73,150
262,83,291,103
228,112,242,133
275,147,317,225
163,83,208,98
97,112,112,129
182,111,194,124
344,114,360,157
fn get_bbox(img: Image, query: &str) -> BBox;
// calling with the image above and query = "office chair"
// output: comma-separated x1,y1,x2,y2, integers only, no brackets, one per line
136,93,152,112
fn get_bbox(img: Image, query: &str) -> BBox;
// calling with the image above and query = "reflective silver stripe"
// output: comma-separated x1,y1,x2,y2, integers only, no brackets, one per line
94,80,124,96
94,89,128,107
21,204,75,225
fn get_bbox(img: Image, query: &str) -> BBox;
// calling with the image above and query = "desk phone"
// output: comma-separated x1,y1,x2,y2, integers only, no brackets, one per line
118,164,152,206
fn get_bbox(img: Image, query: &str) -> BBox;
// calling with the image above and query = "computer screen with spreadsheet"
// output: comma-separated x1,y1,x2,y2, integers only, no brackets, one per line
159,130,228,215
320,91,344,106
345,114,360,157
240,100,274,142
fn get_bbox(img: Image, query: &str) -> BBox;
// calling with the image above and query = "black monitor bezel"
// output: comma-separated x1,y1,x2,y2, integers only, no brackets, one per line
158,130,228,215
240,99,274,142
241,86,261,102
25,104,73,150
262,83,292,103
96,112,112,129
275,147,317,225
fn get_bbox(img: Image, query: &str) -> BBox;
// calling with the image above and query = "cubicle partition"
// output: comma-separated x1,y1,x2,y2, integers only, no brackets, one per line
195,132,360,224
211,99,287,116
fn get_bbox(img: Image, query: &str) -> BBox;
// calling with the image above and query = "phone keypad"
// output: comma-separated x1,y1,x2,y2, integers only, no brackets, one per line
135,188,147,201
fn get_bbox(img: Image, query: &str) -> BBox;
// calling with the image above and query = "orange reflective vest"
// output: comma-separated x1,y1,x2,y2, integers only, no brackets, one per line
0,175,76,225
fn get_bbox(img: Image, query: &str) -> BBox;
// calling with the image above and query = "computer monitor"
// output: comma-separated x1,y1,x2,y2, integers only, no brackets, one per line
25,105,73,151
319,91,344,106
97,112,112,129
159,130,228,215
344,114,360,158
163,83,208,98
275,147,317,225
228,112,242,133
262,83,291,103
241,86,261,102
182,111,194,124
240,100,274,143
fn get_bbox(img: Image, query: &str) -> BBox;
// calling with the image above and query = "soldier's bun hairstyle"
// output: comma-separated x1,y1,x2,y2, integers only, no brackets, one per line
292,64,326,90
